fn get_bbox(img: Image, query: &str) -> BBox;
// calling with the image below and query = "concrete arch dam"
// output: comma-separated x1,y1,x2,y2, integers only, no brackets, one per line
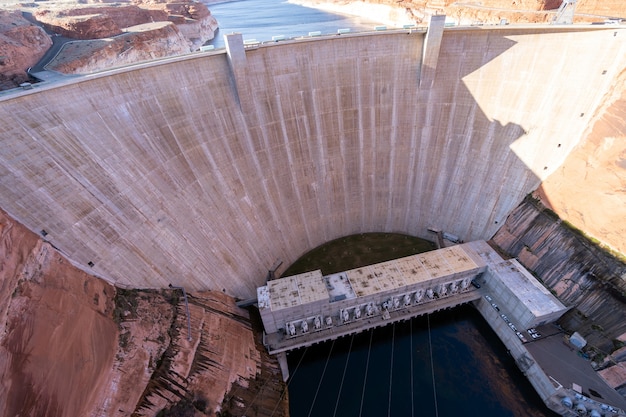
1,24,624,296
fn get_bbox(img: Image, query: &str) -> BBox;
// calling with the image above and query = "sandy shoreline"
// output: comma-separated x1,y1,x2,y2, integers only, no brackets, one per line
287,0,417,27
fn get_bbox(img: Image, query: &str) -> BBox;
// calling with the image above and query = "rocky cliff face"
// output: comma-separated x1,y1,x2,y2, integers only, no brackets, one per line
33,5,168,39
298,0,624,27
0,0,218,87
0,11,51,89
0,210,286,417
46,22,193,74
0,209,119,417
492,197,626,353
536,66,626,257
32,2,216,42
32,1,218,74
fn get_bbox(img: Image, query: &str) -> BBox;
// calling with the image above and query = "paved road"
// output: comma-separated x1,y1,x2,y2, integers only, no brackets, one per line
525,326,626,411
21,11,73,77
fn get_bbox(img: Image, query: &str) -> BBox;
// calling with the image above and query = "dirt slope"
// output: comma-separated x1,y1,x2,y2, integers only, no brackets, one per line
0,210,119,417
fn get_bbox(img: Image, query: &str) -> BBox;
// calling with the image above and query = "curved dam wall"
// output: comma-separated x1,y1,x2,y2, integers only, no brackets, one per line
0,26,625,297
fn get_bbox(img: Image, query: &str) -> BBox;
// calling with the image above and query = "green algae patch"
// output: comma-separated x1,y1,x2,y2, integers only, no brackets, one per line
282,232,436,277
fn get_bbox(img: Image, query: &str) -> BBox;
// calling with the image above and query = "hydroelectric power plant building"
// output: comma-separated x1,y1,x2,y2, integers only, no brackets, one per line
257,240,567,360
259,243,489,350
256,241,626,417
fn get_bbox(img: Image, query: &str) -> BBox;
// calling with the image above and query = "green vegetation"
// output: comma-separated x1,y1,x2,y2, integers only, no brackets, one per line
282,232,436,277
591,324,604,332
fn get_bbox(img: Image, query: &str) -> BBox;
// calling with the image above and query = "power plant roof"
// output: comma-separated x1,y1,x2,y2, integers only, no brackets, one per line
490,259,565,316
260,245,481,310
267,270,328,311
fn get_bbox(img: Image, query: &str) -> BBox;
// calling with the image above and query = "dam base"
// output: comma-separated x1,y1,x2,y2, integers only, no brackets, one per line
257,241,626,416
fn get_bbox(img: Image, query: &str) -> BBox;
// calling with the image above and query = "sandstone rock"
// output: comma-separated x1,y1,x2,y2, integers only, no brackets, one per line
536,65,626,256
0,209,287,417
24,1,217,75
46,21,192,74
33,5,169,39
34,10,120,38
0,210,119,417
0,10,51,89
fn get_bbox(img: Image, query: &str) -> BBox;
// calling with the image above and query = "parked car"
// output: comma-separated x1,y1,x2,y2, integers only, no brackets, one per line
527,329,541,339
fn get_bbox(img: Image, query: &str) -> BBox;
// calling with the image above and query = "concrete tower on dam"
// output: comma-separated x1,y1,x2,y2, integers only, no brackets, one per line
1,22,625,297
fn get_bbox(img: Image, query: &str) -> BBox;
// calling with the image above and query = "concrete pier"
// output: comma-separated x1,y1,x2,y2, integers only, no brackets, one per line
420,14,445,88
474,289,626,416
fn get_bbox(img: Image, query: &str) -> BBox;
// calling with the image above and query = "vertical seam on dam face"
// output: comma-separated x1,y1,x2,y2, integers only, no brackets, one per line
0,27,625,296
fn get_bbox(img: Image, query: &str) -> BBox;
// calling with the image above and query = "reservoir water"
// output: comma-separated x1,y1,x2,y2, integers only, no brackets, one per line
205,0,386,48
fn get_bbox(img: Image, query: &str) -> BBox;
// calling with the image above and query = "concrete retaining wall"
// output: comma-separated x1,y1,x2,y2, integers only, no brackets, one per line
1,27,625,296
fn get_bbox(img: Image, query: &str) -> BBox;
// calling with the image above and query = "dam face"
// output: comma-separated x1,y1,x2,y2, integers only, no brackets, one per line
1,26,624,296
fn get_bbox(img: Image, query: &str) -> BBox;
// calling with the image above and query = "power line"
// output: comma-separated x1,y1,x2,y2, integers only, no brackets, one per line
410,320,415,417
307,339,336,417
427,314,440,417
270,346,310,417
388,323,396,417
332,334,355,417
359,329,374,417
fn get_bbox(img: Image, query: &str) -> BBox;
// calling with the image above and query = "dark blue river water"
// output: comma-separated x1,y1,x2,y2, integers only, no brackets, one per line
205,0,384,48
287,306,558,417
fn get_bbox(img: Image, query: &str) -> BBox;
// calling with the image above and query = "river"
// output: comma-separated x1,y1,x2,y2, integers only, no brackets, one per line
287,306,558,417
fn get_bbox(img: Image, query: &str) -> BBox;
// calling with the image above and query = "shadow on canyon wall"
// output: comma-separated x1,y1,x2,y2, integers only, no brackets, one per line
492,195,626,353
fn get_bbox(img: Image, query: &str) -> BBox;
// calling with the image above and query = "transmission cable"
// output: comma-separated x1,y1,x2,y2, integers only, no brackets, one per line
427,314,440,417
410,319,415,417
332,334,355,417
269,346,310,417
387,322,396,417
307,339,336,417
358,329,374,417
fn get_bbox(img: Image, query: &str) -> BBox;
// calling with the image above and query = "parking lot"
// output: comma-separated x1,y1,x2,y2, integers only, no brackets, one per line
525,325,626,411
